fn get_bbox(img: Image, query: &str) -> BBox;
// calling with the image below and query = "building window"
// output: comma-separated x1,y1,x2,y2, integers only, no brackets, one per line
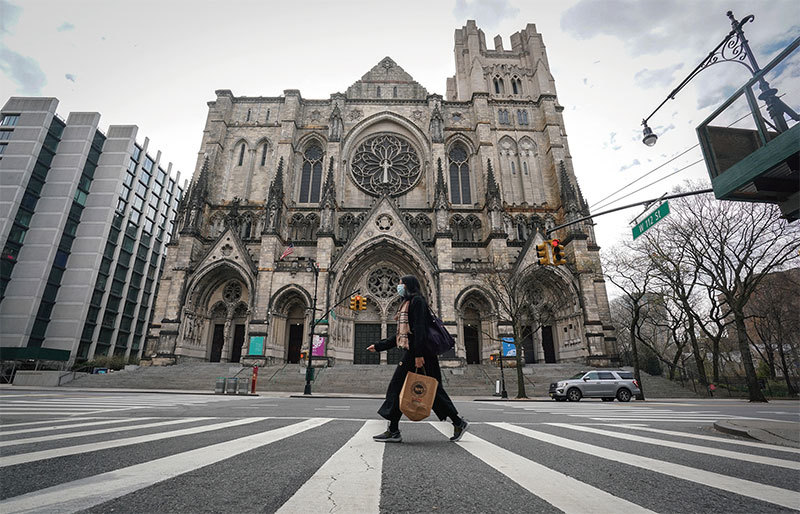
246,109,251,122
376,86,381,98
498,109,510,125
261,144,268,166
493,77,505,95
393,86,398,98
448,143,471,205
237,143,245,166
0,143,6,155
298,143,323,203
0,130,11,140
266,109,270,122
517,109,529,125
0,114,20,126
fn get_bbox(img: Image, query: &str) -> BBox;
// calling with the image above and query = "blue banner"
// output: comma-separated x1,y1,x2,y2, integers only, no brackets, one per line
501,337,516,357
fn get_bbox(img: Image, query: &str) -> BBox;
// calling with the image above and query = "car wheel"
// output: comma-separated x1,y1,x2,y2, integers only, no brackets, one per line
601,397,614,402
616,388,632,402
566,388,582,402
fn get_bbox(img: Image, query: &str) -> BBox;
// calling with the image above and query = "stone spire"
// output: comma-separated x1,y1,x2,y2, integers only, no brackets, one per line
485,159,504,232
434,158,450,233
485,159,502,211
558,160,588,216
434,158,449,210
180,156,210,235
263,157,285,234
319,157,337,233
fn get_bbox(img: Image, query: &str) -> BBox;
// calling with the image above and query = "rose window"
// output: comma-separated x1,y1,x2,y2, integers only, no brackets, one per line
367,267,400,299
350,134,421,197
223,281,242,303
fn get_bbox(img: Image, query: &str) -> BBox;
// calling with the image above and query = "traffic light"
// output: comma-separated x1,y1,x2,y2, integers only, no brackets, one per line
359,296,367,310
536,241,551,266
552,239,567,266
350,296,358,310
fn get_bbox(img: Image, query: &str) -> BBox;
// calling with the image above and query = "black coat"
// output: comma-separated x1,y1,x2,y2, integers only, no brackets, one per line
374,295,457,422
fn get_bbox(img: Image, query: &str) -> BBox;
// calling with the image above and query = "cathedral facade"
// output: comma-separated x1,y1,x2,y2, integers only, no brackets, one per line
146,21,617,367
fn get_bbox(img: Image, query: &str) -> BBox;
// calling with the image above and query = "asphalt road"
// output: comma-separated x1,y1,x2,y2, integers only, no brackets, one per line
0,390,798,513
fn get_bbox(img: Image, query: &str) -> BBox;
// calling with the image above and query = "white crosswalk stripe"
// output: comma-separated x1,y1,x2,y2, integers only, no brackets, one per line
0,393,248,417
489,422,800,510
0,413,797,513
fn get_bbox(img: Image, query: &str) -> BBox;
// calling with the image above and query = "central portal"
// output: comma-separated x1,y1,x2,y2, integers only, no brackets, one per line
354,324,380,364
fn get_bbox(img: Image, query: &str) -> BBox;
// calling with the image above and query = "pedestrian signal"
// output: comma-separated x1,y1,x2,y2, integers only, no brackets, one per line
359,296,367,310
350,296,358,310
536,241,551,266
552,239,567,266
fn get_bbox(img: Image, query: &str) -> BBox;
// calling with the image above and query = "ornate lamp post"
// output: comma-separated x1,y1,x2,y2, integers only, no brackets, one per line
641,11,798,144
303,258,319,395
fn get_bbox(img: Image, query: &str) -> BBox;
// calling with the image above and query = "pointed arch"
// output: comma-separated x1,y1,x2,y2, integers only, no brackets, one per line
255,137,272,167
447,142,472,205
298,140,324,204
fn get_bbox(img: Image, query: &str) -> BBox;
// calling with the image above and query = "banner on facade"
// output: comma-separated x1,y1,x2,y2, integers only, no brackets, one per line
501,337,516,357
248,336,264,356
312,335,326,357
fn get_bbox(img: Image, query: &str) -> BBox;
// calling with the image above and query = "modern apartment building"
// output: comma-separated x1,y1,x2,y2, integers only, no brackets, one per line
0,97,183,365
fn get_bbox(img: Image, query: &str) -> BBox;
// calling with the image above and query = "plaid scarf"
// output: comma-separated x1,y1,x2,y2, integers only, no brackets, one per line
395,300,411,350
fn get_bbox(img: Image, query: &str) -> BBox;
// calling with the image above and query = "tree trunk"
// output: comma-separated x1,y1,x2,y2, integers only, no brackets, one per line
765,344,776,379
734,312,767,402
712,338,720,383
777,342,798,397
630,307,645,400
685,308,708,386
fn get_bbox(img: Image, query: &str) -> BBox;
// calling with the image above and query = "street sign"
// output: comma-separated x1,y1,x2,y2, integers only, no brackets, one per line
632,201,670,240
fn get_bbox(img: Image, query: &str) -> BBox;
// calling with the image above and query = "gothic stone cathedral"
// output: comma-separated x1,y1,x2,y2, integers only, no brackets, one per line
146,21,617,367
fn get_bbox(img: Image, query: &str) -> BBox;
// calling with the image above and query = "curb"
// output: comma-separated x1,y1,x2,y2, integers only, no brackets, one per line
713,420,758,441
713,420,800,448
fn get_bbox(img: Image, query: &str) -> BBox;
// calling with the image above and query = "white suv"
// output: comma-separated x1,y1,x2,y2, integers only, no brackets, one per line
549,370,640,402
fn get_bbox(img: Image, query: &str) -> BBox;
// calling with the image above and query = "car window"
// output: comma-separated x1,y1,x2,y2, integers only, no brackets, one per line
598,372,615,380
569,372,586,379
617,371,634,379
584,372,599,380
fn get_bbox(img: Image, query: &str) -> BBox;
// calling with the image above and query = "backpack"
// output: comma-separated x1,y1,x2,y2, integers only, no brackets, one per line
426,305,456,355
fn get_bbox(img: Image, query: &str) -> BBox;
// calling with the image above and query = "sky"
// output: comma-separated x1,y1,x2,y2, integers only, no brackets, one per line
1,0,798,262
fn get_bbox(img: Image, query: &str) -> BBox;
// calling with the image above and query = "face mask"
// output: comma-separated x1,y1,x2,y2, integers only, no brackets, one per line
397,284,405,296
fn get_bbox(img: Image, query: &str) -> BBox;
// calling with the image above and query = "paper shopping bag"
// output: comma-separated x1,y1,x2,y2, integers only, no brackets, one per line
399,370,438,421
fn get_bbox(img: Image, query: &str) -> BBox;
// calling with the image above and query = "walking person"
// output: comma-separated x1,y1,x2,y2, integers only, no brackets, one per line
366,275,468,443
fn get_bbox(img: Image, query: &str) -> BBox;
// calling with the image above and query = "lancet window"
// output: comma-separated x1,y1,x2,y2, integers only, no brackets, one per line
299,143,324,203
448,143,472,205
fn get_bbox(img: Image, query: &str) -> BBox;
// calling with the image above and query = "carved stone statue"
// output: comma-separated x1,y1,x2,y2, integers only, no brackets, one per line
329,105,344,142
429,105,444,143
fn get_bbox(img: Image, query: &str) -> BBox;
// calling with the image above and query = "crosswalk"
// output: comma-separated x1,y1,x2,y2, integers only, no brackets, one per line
1,414,798,513
494,401,763,423
0,392,246,416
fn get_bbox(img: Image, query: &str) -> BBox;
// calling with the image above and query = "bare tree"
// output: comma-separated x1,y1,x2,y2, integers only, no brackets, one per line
603,244,656,400
652,186,800,402
480,262,571,398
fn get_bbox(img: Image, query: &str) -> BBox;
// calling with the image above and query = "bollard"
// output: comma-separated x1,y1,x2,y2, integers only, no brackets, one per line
214,377,226,394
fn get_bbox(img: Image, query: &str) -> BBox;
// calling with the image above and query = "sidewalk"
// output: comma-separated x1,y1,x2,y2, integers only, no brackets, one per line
714,419,800,448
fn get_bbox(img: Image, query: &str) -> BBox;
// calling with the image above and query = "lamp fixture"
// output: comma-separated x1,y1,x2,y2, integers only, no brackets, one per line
641,120,658,147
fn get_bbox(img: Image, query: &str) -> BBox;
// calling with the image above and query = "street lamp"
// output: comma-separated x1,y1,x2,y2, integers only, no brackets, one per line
641,11,797,145
641,120,658,147
303,258,319,395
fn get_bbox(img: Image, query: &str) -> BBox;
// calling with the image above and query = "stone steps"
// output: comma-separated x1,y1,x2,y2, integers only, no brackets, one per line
63,362,702,398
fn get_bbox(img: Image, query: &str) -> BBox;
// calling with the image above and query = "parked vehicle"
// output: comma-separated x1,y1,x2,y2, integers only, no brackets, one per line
548,370,640,402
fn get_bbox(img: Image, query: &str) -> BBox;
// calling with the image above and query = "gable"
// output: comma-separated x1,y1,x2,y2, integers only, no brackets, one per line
346,57,428,100
194,227,257,277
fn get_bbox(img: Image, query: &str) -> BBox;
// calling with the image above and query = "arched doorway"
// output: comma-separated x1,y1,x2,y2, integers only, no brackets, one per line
208,302,227,362
463,307,481,364
286,304,305,363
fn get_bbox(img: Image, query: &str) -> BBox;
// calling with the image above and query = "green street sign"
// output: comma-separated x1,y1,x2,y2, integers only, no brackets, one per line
632,201,670,240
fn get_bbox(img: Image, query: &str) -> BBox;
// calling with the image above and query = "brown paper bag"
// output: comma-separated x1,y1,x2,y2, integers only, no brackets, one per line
399,369,438,421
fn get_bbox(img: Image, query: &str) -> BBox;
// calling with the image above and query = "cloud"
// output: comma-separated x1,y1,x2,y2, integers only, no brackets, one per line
57,22,74,32
0,46,47,94
560,0,786,57
603,131,622,151
65,73,76,82
619,159,640,172
0,0,21,35
634,63,684,89
453,0,519,28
